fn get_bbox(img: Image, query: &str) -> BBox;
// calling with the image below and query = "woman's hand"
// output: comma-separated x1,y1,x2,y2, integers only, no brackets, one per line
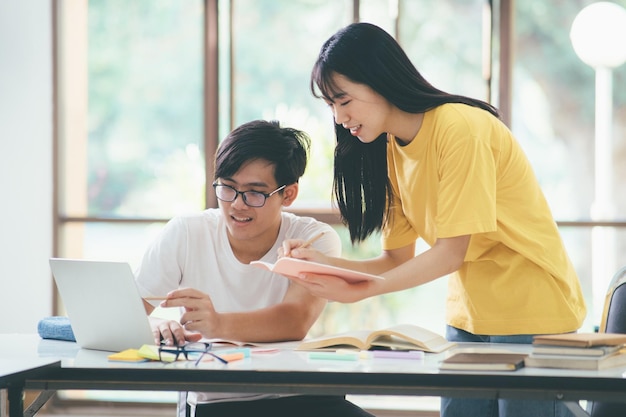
280,238,382,303
279,238,329,264
290,272,378,303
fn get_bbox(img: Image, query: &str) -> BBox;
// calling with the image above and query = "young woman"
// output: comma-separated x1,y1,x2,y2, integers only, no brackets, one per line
283,23,586,417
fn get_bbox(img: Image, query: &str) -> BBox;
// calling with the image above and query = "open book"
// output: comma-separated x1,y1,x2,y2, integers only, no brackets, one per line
296,324,455,353
250,257,384,283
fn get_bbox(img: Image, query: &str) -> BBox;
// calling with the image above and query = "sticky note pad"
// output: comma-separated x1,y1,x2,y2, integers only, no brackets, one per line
219,352,245,362
308,352,358,361
137,344,162,361
108,348,149,362
219,348,252,358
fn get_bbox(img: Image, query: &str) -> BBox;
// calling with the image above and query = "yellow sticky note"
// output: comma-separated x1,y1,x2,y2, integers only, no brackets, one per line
137,344,162,361
108,348,148,362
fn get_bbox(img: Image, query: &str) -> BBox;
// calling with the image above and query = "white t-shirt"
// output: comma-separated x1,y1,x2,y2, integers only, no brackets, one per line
134,209,341,406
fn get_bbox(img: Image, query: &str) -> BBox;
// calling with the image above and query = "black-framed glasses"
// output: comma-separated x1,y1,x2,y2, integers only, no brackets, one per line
212,182,286,208
158,342,227,365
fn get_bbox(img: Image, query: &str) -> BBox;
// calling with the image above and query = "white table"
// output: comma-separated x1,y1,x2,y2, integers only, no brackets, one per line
4,334,626,417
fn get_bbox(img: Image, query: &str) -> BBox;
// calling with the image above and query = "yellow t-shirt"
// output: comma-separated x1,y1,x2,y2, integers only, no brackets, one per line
384,103,586,335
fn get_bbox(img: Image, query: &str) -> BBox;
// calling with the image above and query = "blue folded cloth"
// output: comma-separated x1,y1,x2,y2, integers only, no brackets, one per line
37,316,76,342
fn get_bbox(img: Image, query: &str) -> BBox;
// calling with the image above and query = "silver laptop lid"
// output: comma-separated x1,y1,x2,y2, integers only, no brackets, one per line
49,258,154,352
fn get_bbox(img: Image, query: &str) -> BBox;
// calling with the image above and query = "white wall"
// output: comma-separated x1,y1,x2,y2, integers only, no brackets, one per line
0,1,53,333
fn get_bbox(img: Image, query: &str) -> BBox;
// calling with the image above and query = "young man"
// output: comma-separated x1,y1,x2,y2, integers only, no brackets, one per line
134,120,372,417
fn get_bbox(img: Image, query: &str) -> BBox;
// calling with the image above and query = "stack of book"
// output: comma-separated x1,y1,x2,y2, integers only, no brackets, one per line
525,333,626,370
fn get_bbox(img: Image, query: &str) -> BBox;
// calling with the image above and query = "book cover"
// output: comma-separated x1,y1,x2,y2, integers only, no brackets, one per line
440,352,528,371
531,344,622,357
532,333,626,348
250,257,384,283
525,350,626,370
296,324,456,353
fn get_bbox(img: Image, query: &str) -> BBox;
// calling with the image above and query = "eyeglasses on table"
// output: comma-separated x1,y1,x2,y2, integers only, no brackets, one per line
158,342,228,365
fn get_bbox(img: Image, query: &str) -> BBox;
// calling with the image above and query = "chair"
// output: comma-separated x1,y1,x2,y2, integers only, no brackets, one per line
586,265,626,417
598,266,626,334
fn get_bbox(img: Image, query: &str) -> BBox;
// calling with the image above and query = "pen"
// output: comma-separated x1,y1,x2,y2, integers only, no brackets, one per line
372,350,424,360
308,351,359,361
301,231,325,249
144,296,168,301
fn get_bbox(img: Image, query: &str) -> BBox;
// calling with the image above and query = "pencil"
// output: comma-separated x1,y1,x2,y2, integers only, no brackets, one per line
301,231,325,249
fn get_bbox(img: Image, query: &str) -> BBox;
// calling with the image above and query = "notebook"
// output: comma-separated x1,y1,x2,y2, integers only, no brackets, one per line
49,258,155,352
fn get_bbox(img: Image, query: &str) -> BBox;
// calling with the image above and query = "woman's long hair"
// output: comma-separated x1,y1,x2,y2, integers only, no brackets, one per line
311,22,499,243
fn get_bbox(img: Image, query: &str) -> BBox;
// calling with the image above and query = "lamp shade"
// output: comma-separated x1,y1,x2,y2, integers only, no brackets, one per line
570,2,626,69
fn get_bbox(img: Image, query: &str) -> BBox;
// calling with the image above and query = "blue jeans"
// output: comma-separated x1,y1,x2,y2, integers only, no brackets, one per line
441,326,577,417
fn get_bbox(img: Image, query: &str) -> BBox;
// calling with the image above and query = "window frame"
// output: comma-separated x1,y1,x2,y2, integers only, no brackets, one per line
52,0,626,311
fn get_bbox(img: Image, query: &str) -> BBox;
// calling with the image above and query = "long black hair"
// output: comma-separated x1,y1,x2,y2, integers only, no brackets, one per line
311,22,499,243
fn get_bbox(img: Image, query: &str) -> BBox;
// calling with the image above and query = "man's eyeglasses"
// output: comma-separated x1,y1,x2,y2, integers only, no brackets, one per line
212,182,286,208
158,342,228,365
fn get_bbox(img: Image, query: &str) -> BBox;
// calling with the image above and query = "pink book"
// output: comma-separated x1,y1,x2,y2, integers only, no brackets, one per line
250,258,384,284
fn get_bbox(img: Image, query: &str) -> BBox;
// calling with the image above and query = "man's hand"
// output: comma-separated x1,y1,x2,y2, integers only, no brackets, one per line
148,316,202,346
159,288,222,339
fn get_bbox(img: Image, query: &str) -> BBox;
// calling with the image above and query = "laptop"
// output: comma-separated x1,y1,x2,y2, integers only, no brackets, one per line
49,258,155,352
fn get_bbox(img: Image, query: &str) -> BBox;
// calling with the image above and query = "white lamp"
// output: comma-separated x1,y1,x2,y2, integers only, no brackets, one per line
570,2,626,328
570,2,626,69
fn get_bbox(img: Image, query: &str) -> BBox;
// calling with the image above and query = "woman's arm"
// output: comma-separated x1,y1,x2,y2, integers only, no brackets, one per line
284,235,470,303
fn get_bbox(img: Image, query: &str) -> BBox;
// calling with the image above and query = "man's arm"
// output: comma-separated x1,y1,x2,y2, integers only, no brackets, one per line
159,284,326,343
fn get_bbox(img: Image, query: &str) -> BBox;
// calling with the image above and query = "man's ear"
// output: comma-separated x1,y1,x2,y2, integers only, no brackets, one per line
281,183,299,207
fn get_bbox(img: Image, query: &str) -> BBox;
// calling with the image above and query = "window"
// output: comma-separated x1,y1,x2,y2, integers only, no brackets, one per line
55,0,205,268
511,0,626,328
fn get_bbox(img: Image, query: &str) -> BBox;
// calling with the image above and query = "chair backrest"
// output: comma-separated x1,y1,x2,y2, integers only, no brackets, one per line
589,266,626,417
599,266,626,333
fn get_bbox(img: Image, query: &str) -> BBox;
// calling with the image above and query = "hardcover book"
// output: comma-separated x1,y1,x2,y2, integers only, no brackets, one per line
531,344,622,357
440,352,528,371
525,350,626,370
532,333,626,348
